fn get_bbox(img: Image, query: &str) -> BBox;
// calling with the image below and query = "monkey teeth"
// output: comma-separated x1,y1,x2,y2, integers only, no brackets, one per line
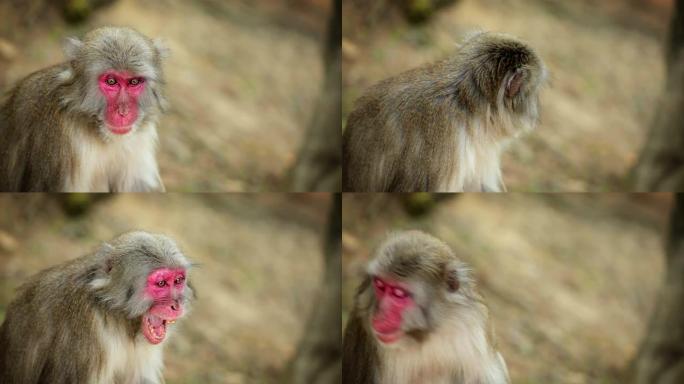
168,320,176,324
142,314,168,344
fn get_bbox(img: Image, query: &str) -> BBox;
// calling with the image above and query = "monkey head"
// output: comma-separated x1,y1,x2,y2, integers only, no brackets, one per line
60,27,169,137
453,32,547,133
363,230,481,348
89,231,193,345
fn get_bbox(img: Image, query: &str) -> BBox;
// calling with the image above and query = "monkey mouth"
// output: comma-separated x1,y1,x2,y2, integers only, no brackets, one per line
107,124,133,135
142,313,176,344
374,329,403,344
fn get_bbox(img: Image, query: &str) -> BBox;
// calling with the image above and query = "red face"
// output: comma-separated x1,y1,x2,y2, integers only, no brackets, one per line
141,267,186,344
371,276,414,344
98,71,146,135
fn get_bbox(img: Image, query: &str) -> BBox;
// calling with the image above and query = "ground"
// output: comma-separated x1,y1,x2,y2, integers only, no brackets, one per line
0,0,331,191
0,194,330,384
342,0,673,191
342,193,671,383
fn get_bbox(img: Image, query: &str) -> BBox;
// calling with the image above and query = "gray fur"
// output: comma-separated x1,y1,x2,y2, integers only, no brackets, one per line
0,231,193,384
342,32,546,192
342,231,509,384
0,27,168,191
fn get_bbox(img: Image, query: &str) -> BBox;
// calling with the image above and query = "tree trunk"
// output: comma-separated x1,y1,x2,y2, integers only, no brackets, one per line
633,194,684,383
289,193,341,384
633,1,684,190
290,0,341,192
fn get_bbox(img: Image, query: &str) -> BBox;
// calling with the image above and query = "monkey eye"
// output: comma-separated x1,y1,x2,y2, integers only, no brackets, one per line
156,280,166,287
129,78,143,86
373,278,386,292
174,276,185,285
105,77,117,86
392,287,409,299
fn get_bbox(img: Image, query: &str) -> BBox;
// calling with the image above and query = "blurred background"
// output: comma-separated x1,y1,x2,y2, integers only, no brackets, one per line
342,193,671,383
0,0,334,192
0,193,334,384
342,0,674,192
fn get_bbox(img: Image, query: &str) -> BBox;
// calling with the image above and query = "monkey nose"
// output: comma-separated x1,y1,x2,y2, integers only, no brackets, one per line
117,105,129,116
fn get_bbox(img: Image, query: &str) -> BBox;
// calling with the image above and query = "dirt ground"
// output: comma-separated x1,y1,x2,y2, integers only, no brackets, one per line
342,193,671,383
342,0,673,192
0,194,331,384
0,0,331,192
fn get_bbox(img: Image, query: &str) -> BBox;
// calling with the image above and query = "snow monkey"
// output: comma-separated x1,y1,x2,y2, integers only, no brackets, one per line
343,32,547,192
0,27,169,191
0,231,194,383
342,230,510,384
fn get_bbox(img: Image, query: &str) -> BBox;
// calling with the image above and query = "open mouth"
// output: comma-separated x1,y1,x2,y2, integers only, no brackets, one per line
141,313,177,344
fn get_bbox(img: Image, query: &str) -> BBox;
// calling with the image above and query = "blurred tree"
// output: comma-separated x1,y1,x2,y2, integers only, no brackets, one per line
290,0,341,192
59,0,117,23
633,1,684,190
0,0,115,27
400,193,457,216
401,193,438,216
289,194,341,384
400,0,458,23
633,194,684,383
56,194,111,217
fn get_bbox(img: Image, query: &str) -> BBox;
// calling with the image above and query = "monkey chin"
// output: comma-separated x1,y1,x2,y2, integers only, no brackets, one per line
373,329,404,345
107,124,133,135
102,116,142,136
141,313,171,345
102,120,135,135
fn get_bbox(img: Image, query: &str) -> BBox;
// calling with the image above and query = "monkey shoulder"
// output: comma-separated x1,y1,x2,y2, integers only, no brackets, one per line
5,63,72,132
12,63,69,101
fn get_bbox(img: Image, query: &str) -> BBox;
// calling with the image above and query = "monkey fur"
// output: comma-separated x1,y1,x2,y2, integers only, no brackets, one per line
343,32,546,192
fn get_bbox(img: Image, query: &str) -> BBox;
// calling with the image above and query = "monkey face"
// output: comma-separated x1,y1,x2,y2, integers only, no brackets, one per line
98,71,147,135
370,276,413,344
141,267,188,344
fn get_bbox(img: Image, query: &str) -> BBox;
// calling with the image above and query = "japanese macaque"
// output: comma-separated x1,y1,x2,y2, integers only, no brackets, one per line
0,26,168,192
0,231,193,383
342,230,509,384
342,32,547,192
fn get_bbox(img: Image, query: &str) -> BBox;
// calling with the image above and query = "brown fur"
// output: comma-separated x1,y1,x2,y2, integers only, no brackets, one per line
342,32,546,192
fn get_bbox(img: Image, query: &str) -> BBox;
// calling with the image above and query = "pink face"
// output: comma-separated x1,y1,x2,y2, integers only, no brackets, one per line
98,71,146,135
141,267,186,344
371,276,414,344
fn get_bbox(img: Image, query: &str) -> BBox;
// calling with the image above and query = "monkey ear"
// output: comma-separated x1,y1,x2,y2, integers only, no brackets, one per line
63,37,84,60
153,38,170,60
505,68,526,98
96,242,116,274
444,261,461,293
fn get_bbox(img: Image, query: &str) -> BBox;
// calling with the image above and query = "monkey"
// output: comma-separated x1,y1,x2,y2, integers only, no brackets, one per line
0,26,168,192
0,231,193,384
342,230,509,384
342,31,547,192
